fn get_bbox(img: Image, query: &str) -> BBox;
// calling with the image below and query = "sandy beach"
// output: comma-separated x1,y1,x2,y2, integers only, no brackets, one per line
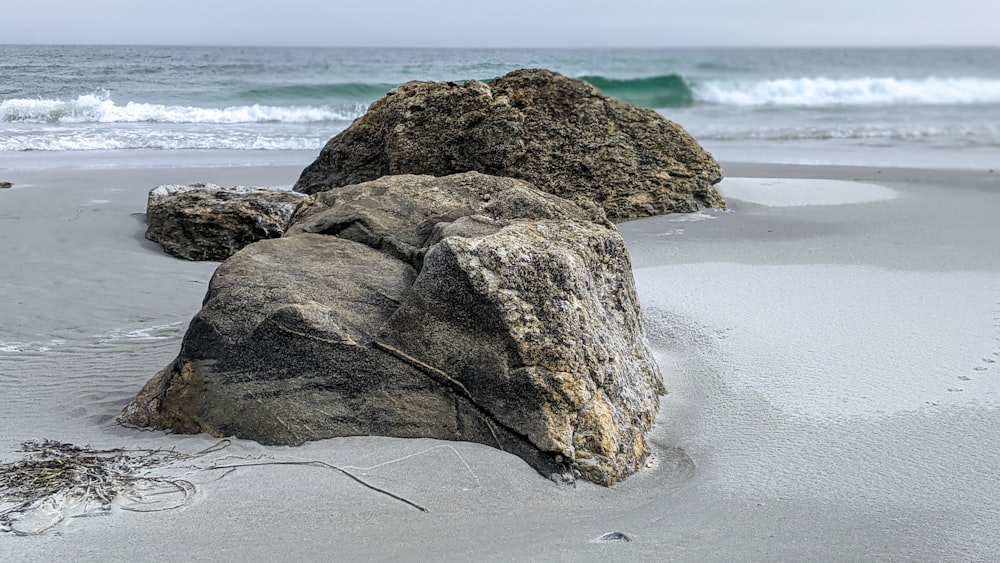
2,153,999,561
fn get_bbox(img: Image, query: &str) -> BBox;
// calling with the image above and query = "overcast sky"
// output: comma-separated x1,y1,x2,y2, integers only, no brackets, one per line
4,0,998,48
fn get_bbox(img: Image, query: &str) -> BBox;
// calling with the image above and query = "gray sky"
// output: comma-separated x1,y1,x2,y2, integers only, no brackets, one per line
4,0,998,47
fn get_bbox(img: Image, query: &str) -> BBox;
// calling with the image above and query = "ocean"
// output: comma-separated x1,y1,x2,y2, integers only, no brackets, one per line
2,45,999,168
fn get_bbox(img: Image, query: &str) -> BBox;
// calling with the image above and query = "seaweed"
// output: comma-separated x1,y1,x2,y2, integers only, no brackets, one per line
0,439,425,536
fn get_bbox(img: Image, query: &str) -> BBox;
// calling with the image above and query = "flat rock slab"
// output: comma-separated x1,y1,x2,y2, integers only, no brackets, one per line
145,183,308,261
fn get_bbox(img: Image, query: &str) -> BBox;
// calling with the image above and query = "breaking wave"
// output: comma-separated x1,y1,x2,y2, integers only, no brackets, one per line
696,76,1000,107
0,93,366,124
4,73,999,152
582,74,1000,108
580,74,695,108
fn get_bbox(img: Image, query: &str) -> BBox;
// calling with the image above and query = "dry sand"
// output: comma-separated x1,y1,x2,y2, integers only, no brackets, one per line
1,156,998,561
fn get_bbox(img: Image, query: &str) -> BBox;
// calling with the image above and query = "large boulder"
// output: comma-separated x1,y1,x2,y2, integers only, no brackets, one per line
145,183,308,261
293,68,724,220
123,173,664,485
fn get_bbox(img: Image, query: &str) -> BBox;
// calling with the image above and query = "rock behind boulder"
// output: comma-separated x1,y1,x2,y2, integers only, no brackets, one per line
293,69,723,219
145,183,308,261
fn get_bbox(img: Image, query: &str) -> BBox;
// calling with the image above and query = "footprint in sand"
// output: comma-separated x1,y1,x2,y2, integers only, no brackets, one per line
975,301,1000,373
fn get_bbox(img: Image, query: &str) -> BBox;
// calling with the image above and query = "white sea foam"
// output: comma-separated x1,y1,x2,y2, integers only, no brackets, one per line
0,132,328,151
696,77,1000,107
96,322,184,342
0,339,66,353
665,210,719,222
0,94,365,124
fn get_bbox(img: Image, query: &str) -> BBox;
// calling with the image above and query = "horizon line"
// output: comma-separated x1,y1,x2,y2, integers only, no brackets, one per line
2,42,999,50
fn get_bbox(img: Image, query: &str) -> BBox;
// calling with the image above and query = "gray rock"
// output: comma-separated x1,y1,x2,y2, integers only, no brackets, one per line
145,183,308,261
294,68,724,219
285,172,611,266
122,172,663,485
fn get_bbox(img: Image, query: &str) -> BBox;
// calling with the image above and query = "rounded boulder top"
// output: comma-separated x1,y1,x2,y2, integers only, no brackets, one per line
294,68,724,220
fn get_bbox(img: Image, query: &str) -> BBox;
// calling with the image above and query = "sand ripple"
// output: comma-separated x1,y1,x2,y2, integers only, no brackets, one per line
0,325,182,453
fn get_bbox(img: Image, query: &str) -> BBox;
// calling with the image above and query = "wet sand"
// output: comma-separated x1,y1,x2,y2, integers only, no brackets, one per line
1,158,998,561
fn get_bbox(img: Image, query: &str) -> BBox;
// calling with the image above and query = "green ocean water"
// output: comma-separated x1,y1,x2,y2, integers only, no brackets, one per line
1,45,998,166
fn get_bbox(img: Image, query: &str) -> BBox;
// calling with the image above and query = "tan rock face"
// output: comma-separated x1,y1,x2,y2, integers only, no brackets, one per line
122,173,664,485
294,69,723,219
